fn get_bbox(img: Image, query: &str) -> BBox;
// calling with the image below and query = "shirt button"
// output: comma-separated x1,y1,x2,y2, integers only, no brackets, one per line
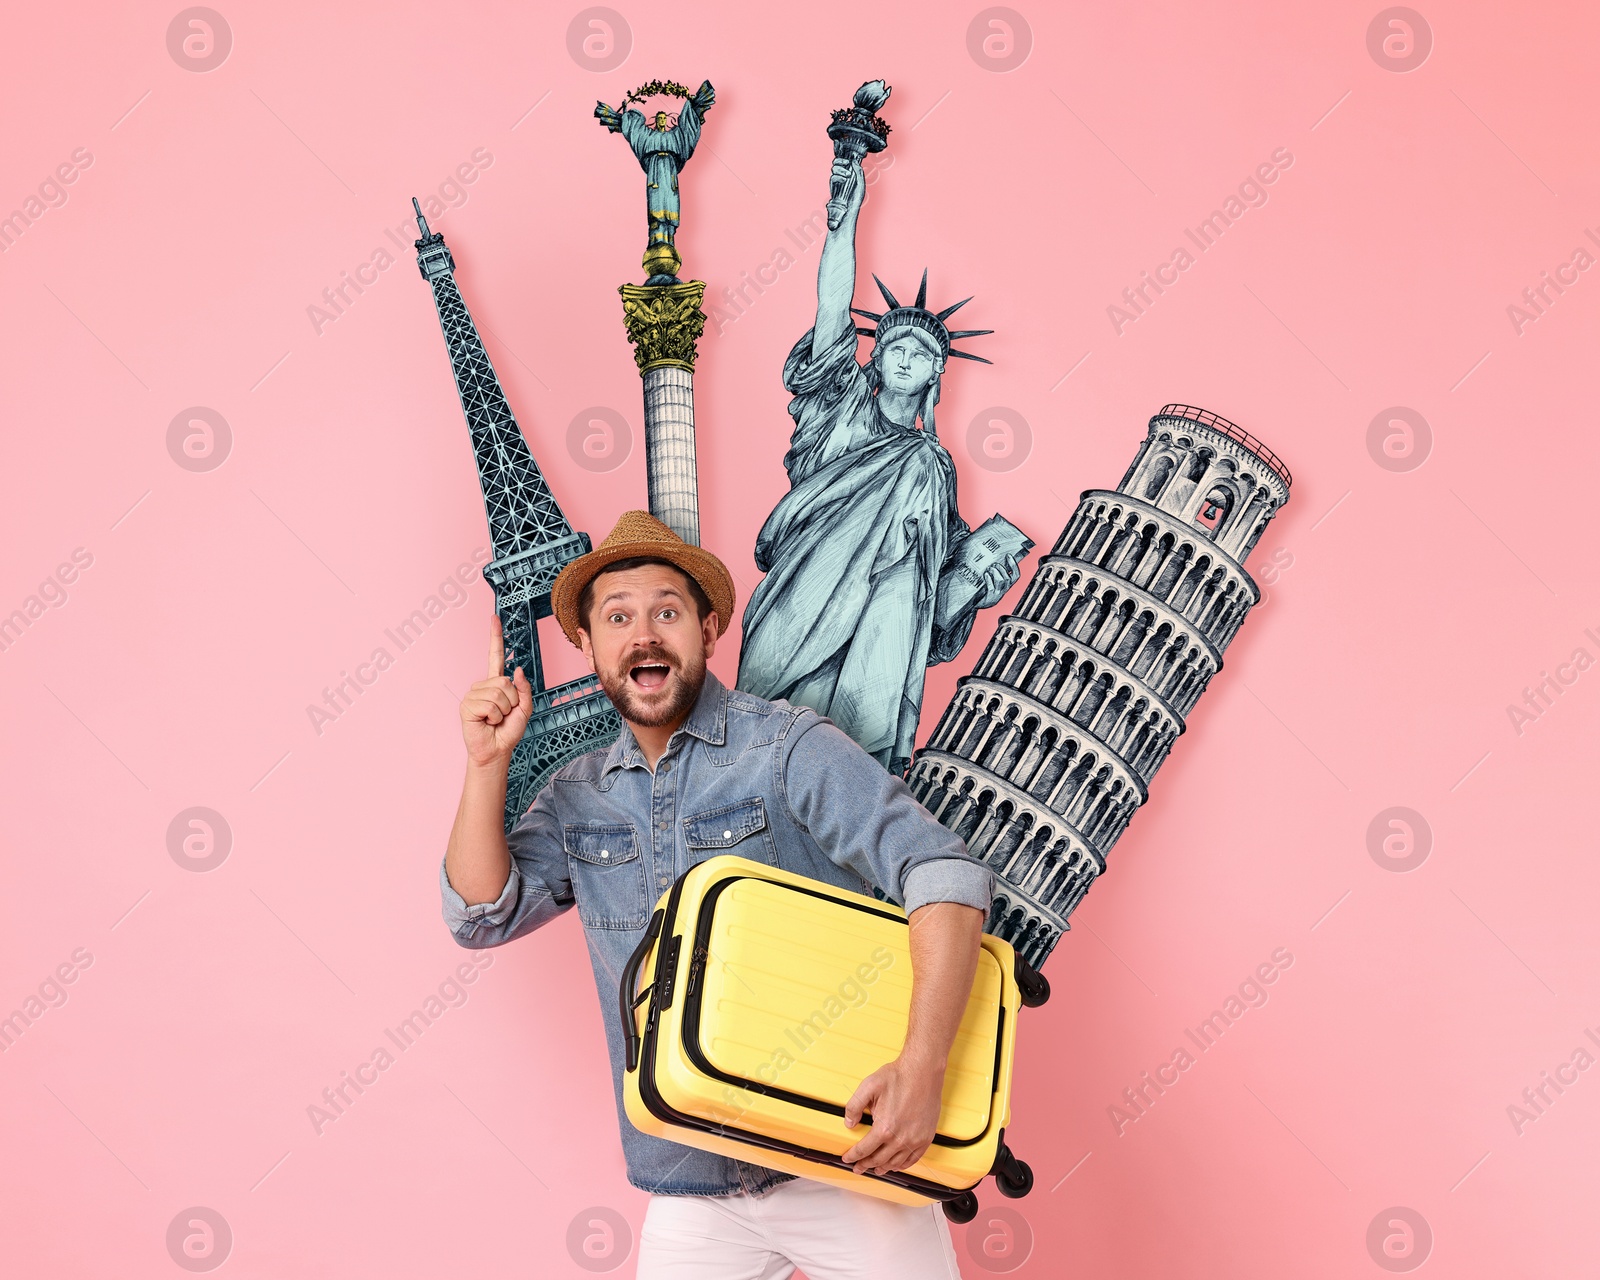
723,830,732,840
600,849,610,859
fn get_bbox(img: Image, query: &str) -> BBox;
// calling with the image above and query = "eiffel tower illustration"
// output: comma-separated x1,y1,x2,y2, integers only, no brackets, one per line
413,199,621,830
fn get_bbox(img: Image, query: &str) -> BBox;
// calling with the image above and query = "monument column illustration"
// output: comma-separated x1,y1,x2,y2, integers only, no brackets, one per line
907,405,1292,968
596,79,713,545
413,200,622,830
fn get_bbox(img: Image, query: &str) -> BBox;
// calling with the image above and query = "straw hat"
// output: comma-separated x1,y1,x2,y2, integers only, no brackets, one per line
550,509,736,648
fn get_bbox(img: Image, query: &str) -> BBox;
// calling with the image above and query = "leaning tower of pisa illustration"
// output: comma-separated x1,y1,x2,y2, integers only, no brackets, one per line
907,405,1292,968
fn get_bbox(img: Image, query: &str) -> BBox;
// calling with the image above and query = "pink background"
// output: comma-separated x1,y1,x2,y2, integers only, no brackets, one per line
3,1,1595,1275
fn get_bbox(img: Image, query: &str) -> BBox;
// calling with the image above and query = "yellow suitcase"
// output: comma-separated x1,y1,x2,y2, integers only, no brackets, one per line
620,854,1049,1221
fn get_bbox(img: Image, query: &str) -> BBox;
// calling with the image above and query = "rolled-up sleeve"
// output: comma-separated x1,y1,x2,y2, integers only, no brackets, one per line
440,783,574,947
778,713,995,917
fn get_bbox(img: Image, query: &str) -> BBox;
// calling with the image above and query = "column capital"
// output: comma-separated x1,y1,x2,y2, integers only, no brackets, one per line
619,280,708,374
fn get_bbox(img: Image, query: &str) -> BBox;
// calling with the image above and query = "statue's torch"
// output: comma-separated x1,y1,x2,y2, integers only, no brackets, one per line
826,80,892,230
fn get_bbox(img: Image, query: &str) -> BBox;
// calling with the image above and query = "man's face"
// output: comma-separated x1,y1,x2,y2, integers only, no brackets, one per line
577,563,718,729
878,335,940,395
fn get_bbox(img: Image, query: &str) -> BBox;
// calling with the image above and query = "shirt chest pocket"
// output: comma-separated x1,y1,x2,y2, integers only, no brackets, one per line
681,797,778,868
563,824,649,931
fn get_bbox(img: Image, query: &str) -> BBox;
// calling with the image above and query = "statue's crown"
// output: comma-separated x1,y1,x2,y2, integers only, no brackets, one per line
852,270,993,364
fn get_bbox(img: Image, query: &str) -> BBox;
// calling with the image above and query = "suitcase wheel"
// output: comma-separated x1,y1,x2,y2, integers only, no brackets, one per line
942,1191,979,1224
995,1157,1034,1198
1015,957,1050,1008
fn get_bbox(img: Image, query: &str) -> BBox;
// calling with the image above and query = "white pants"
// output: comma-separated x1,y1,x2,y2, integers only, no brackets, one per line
635,1176,962,1279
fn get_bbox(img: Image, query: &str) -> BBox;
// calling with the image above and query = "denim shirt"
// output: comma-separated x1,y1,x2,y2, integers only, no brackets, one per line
438,668,995,1199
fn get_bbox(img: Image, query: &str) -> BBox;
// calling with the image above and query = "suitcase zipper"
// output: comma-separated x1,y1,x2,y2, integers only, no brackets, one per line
685,943,708,998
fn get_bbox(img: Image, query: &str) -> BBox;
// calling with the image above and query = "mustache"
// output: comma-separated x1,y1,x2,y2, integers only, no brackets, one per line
621,646,678,671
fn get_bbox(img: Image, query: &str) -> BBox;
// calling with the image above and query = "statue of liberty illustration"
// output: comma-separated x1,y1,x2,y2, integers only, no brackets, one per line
737,81,1030,778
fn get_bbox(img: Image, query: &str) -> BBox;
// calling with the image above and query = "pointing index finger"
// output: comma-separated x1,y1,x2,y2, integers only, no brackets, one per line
489,613,505,680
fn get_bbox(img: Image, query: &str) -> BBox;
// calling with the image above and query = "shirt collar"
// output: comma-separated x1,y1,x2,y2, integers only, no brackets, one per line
600,667,728,777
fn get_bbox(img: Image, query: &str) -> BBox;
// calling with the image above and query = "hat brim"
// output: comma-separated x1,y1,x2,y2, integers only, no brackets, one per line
550,538,736,649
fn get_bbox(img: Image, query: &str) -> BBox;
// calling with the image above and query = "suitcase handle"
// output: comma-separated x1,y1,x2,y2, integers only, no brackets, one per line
620,907,665,1072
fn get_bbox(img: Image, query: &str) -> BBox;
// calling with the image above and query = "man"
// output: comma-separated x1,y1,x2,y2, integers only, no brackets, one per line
441,509,996,1278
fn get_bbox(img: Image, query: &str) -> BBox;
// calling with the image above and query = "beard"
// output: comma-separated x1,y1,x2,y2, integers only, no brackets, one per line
597,640,706,728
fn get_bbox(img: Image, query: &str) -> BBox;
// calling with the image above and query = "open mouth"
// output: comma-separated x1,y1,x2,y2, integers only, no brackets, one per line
628,659,672,692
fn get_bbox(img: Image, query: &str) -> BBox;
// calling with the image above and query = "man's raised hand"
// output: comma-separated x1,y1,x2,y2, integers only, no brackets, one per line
460,615,533,769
